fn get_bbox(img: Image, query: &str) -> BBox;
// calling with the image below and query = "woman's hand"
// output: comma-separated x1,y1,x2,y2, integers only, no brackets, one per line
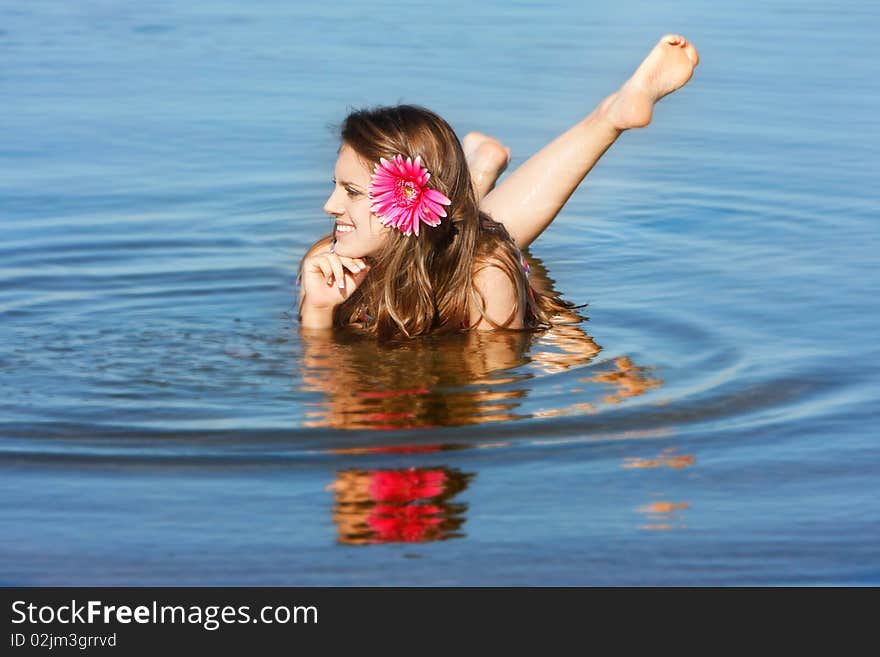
299,249,371,311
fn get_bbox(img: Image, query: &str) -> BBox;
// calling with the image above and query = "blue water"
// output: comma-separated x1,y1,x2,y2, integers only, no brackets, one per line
2,0,878,584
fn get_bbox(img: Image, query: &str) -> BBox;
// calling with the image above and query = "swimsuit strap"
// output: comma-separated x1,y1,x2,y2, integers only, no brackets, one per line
519,249,531,278
517,247,537,304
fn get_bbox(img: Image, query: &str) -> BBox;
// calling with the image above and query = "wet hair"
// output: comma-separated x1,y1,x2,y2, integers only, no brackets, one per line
302,104,577,341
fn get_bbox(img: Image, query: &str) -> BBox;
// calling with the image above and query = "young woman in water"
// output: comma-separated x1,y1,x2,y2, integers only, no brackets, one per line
298,35,699,340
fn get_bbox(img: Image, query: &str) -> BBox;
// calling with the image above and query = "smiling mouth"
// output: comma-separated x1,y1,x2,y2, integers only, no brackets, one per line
335,224,355,234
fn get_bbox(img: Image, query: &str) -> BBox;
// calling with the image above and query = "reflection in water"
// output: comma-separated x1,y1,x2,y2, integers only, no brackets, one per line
299,253,663,430
300,329,533,429
329,467,473,545
623,448,695,470
586,356,663,405
636,501,689,531
627,448,694,530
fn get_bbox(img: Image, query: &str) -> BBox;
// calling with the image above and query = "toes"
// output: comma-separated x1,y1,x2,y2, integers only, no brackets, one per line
684,43,700,66
662,34,683,46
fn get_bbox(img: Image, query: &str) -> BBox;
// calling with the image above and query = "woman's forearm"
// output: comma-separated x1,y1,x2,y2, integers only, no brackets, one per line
299,299,335,329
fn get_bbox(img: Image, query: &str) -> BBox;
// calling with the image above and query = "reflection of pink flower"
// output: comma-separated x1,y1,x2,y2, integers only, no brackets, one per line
363,412,416,421
369,155,451,237
369,468,446,503
367,504,443,542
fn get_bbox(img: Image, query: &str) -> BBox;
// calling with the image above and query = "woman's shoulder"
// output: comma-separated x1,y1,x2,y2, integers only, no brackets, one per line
468,250,526,331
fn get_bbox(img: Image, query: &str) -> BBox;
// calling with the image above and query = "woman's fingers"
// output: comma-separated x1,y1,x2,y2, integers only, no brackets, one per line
308,253,370,291
327,255,346,289
340,256,368,275
313,257,334,283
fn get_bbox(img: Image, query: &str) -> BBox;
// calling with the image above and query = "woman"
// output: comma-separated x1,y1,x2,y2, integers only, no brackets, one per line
298,35,699,340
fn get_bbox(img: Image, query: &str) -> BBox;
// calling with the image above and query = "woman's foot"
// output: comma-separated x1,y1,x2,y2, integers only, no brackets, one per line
602,34,699,131
463,131,512,200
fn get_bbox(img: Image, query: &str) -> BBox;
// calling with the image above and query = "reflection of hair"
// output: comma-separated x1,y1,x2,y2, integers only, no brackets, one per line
304,104,577,341
301,330,534,429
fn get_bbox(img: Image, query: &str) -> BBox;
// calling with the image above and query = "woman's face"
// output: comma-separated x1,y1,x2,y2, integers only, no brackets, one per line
323,144,390,258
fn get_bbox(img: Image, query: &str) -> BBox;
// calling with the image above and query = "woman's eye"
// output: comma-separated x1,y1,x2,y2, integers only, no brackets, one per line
346,188,360,197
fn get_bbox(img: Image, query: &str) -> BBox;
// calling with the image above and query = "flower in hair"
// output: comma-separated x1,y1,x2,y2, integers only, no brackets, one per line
368,155,452,237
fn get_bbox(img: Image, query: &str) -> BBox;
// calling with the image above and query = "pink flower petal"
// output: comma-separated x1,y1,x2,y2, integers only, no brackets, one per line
366,153,453,237
423,188,451,205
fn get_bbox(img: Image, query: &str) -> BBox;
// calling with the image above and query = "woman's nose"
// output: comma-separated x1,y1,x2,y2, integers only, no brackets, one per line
323,189,344,217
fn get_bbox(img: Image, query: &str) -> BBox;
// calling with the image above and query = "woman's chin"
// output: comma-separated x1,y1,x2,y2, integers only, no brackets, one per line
334,240,376,259
333,244,364,259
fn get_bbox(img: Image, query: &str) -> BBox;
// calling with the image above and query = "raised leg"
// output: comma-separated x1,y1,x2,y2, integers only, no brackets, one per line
479,34,699,249
464,131,512,201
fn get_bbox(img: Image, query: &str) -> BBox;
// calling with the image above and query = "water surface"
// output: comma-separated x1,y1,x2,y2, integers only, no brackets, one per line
1,0,878,584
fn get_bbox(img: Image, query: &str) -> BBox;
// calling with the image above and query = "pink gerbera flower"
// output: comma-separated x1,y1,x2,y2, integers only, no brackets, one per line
368,154,452,237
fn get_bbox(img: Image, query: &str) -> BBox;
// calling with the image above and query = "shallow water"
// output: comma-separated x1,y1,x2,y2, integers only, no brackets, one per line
1,1,878,584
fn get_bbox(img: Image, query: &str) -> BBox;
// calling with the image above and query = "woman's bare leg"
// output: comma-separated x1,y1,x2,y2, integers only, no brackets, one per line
479,34,699,250
464,131,512,201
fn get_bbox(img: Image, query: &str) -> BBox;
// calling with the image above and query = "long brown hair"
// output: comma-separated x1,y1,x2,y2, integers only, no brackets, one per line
303,104,577,341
